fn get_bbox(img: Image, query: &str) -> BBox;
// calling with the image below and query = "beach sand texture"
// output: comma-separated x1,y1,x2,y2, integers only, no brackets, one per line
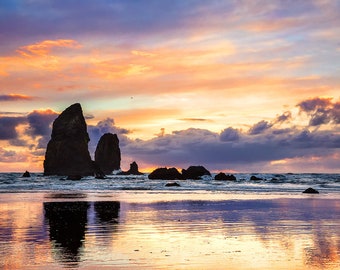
0,192,339,269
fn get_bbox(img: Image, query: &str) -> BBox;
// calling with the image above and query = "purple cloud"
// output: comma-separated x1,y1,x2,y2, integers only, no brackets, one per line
26,110,58,137
297,97,340,126
220,127,240,142
248,120,272,135
0,116,26,140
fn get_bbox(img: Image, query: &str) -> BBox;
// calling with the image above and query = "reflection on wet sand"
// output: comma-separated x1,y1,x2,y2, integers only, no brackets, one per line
0,193,339,269
44,202,90,267
43,201,120,267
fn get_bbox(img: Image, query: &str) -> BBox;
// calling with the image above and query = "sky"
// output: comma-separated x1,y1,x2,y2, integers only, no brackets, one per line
0,0,339,173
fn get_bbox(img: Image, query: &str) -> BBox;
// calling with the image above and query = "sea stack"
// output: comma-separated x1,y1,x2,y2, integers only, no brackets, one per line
94,133,121,174
43,103,93,176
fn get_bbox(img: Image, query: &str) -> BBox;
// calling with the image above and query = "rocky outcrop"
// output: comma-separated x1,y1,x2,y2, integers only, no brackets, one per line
302,187,319,194
182,166,211,180
214,172,236,181
118,161,143,175
22,171,31,177
148,167,182,180
94,133,121,174
44,103,93,176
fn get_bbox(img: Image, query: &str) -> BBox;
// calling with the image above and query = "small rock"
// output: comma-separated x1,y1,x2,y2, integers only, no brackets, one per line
165,182,181,187
250,175,262,181
22,171,31,177
302,187,319,194
66,175,82,180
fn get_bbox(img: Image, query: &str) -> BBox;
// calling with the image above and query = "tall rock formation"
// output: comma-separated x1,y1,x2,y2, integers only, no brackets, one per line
44,103,93,176
94,133,121,174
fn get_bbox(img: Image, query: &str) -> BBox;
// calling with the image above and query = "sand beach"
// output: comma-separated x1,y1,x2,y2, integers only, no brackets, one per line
1,191,339,269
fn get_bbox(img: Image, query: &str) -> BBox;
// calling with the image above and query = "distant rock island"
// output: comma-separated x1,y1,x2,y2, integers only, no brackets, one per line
43,103,122,177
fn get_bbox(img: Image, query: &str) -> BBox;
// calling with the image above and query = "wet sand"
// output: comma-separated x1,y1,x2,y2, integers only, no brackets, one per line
0,191,339,269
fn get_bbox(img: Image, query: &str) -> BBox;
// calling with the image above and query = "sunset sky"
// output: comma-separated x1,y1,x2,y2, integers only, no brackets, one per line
0,0,339,173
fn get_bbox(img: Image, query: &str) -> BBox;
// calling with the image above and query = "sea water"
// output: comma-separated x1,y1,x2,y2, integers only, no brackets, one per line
0,173,340,194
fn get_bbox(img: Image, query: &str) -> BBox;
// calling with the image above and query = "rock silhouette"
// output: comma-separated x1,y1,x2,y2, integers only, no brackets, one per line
118,161,143,175
302,187,319,194
44,103,93,176
95,133,121,174
214,172,236,181
165,182,181,187
148,167,183,180
182,166,211,180
22,170,31,177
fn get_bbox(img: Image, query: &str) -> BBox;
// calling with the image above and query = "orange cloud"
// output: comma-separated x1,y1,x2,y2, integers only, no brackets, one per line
16,39,82,57
0,94,35,101
131,50,157,57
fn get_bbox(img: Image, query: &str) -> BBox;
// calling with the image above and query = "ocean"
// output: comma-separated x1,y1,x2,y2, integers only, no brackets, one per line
1,172,340,194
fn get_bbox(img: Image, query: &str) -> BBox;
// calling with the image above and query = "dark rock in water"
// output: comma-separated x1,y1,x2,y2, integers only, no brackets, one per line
44,103,93,176
66,175,82,180
165,182,181,187
214,172,236,181
118,161,143,175
250,175,263,181
148,167,182,180
182,166,211,180
95,133,121,174
302,187,319,194
22,170,31,177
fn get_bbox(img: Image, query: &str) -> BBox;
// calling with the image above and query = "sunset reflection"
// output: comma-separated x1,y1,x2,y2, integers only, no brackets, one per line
0,193,339,269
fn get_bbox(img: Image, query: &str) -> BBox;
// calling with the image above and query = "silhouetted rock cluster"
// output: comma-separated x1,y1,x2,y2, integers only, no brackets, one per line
43,103,121,177
95,133,121,174
148,167,183,180
118,161,143,175
148,165,211,180
214,172,236,181
182,166,211,180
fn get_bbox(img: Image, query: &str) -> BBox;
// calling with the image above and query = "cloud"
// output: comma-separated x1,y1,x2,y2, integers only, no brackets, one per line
297,97,332,112
16,39,81,57
122,124,340,172
248,120,273,135
220,127,240,142
0,147,28,163
0,94,35,101
274,111,292,124
297,97,340,126
26,109,58,137
0,116,26,140
180,118,211,122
